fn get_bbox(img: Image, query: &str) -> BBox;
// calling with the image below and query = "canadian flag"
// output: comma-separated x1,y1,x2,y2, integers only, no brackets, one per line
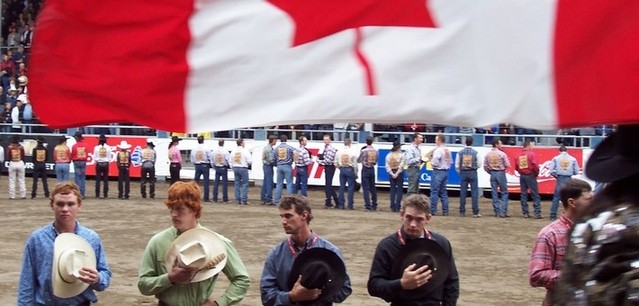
29,0,639,133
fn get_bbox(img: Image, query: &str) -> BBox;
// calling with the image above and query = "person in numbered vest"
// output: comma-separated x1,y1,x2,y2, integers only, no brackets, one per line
455,137,482,218
317,134,340,209
293,136,313,197
140,141,156,199
230,138,252,205
335,138,359,210
31,136,50,199
71,131,89,198
93,134,111,199
168,136,182,185
53,136,71,183
190,135,211,202
210,139,230,203
516,140,542,219
274,134,296,205
483,139,511,218
358,136,379,212
385,141,405,213
548,144,579,221
7,135,26,199
116,140,132,200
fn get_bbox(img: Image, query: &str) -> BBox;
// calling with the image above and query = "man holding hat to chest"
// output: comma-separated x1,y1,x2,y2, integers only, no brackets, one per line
368,194,459,305
260,194,352,306
138,181,250,306
17,182,112,305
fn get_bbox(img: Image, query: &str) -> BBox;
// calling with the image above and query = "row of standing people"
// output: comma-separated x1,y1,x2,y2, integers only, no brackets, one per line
5,132,159,200
18,180,459,306
401,132,580,220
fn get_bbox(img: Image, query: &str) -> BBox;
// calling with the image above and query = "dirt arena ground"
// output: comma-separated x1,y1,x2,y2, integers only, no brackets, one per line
1,180,549,305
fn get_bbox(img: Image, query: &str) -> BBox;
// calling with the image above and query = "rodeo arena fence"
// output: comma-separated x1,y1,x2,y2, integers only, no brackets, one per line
0,123,608,196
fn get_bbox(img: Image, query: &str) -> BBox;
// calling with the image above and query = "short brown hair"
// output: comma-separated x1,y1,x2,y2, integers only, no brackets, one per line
279,195,313,224
50,182,82,205
401,194,431,214
165,181,203,218
560,178,592,209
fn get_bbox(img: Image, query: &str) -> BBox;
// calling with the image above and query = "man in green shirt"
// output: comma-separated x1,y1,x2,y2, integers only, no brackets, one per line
138,181,250,306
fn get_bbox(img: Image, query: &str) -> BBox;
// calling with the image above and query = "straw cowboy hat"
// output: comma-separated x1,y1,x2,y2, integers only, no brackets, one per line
391,239,451,299
287,248,347,304
116,140,132,150
164,228,228,283
586,125,639,183
52,233,96,298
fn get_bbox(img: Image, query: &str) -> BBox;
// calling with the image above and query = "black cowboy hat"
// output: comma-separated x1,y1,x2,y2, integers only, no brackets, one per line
74,131,83,140
11,135,20,143
392,140,403,151
171,135,182,143
98,134,107,141
146,141,155,148
287,248,347,304
36,136,45,143
586,125,639,183
391,239,451,299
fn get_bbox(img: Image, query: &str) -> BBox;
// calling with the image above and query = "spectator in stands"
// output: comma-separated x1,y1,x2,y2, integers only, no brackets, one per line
22,24,34,48
443,126,459,144
11,97,22,132
333,123,348,141
12,45,27,66
6,84,17,106
2,102,12,132
7,28,20,47
1,54,16,77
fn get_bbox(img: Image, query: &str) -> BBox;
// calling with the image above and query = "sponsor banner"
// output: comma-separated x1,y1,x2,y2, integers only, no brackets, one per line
0,135,148,178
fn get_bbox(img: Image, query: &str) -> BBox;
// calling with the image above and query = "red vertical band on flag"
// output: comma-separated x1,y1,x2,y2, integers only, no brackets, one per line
29,0,193,132
554,0,639,127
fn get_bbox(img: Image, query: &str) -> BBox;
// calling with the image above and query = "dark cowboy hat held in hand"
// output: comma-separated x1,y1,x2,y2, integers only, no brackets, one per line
586,124,639,183
391,239,450,298
287,248,347,303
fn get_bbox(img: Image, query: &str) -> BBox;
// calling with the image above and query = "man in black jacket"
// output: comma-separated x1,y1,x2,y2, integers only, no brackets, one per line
368,194,459,305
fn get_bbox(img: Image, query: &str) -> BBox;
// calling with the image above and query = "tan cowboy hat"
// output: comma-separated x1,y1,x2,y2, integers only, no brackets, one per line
164,228,228,283
52,233,96,298
117,140,132,150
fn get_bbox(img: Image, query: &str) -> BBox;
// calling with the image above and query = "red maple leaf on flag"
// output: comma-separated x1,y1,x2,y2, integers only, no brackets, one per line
267,0,437,95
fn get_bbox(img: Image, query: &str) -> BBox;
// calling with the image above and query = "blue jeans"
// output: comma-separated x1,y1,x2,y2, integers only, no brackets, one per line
430,169,450,215
338,167,356,209
233,167,249,203
551,175,572,219
389,171,404,212
323,165,339,207
261,164,274,203
275,164,294,204
459,170,479,215
194,164,210,201
294,165,309,196
73,161,87,197
520,174,541,217
406,166,420,195
361,167,377,210
489,170,509,216
213,166,228,202
55,163,70,183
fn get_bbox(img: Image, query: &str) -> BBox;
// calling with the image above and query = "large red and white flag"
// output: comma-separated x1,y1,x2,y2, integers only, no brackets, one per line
30,0,639,133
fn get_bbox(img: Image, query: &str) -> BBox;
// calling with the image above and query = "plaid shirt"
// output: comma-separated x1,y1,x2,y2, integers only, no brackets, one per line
529,214,574,291
319,144,337,166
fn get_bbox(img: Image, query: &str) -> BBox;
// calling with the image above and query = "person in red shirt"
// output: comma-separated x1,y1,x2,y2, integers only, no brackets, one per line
515,140,542,219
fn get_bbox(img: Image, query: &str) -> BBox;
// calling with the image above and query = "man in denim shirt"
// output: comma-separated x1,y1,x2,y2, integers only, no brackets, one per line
18,182,111,305
260,195,352,305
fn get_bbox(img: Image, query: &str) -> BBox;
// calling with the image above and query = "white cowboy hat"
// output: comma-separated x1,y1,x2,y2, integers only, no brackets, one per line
16,94,27,103
52,233,96,298
8,84,17,92
164,228,228,283
117,140,132,149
